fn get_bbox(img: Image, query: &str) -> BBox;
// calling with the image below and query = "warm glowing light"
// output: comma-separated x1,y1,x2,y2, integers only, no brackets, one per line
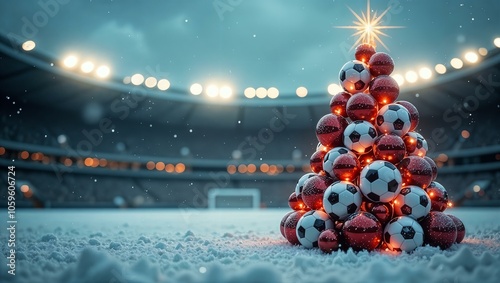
146,161,155,170
405,71,418,83
447,202,453,207
461,130,470,139
419,67,432,80
131,74,144,85
20,185,30,193
81,61,95,73
478,48,488,56
84,157,94,167
269,165,278,175
99,159,107,167
157,79,171,91
206,85,219,97
435,64,447,74
247,164,256,173
256,87,267,98
96,65,110,78
22,40,36,51
20,151,29,160
175,163,185,173
328,83,343,95
238,164,247,174
244,87,256,98
227,165,236,174
267,87,279,99
437,153,448,162
464,51,479,63
336,0,403,50
392,74,404,86
155,162,165,171
165,163,175,173
190,83,203,95
63,55,79,68
296,86,308,97
473,185,481,193
260,163,269,173
450,58,463,69
494,37,500,48
0,147,5,155
286,164,295,173
219,86,233,99
63,158,73,166
145,77,157,88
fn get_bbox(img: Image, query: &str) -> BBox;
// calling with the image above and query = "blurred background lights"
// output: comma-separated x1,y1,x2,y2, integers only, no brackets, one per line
464,51,479,63
296,86,308,97
435,64,447,74
405,71,418,83
267,87,279,99
131,73,145,85
95,65,110,78
81,61,95,73
157,79,170,91
190,83,203,95
22,40,36,51
392,74,404,86
327,83,343,95
494,37,500,48
419,67,433,80
63,55,79,68
478,47,488,56
450,58,464,69
219,86,233,99
255,87,267,98
144,76,157,88
206,85,219,97
244,87,256,98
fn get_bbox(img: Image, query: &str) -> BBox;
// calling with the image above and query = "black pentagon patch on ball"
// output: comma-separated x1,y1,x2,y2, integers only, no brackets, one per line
340,70,346,81
328,192,339,204
346,185,358,194
401,204,412,215
387,180,400,193
388,105,401,111
384,231,392,243
349,131,361,142
419,195,429,207
353,120,364,125
400,187,411,195
355,80,366,90
329,212,340,221
353,63,365,72
377,115,385,126
312,241,319,248
368,127,377,138
416,139,423,148
338,148,348,154
297,226,306,238
365,169,379,182
347,203,358,214
401,226,416,240
384,162,396,170
393,119,405,130
367,192,380,202
314,219,326,231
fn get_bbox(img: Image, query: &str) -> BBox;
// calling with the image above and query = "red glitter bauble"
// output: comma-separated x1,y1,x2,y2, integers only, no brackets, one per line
310,150,326,174
316,114,349,148
358,152,376,168
398,156,433,188
368,52,394,76
423,156,438,181
420,211,457,250
330,91,351,117
447,214,466,243
425,181,449,212
284,211,307,245
318,229,341,253
346,93,378,122
302,175,335,210
288,192,308,211
369,75,400,105
280,211,295,238
396,101,420,131
373,134,406,164
332,153,361,182
366,202,393,226
342,211,383,251
355,44,376,63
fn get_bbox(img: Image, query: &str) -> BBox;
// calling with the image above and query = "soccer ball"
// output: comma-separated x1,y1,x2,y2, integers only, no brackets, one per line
339,60,372,94
360,160,402,203
343,121,378,154
296,210,334,248
376,104,411,136
323,147,355,177
384,216,424,252
323,181,362,221
403,132,428,157
295,173,316,196
393,186,431,220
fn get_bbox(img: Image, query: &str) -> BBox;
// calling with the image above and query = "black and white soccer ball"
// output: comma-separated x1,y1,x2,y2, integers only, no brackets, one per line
295,173,316,196
360,160,402,203
323,181,362,221
393,186,431,220
403,132,428,157
339,60,371,94
384,216,424,252
323,147,356,177
376,104,411,136
296,210,334,248
343,121,378,155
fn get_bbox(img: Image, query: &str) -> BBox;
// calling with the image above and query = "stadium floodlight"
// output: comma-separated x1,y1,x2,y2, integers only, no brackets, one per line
328,83,343,95
206,85,219,98
63,55,78,68
96,65,110,78
81,61,95,73
157,79,170,91
267,87,279,99
296,86,308,97
144,77,157,88
190,83,202,95
244,87,256,98
435,64,447,74
131,73,145,85
405,71,418,83
219,86,233,99
22,40,36,51
450,58,463,69
419,67,432,80
464,51,479,63
255,87,267,98
391,74,404,86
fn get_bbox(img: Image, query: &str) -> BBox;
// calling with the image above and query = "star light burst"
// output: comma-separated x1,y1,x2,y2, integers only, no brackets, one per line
336,0,403,50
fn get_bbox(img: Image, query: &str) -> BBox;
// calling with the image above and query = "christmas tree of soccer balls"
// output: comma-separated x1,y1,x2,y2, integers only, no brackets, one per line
280,44,466,253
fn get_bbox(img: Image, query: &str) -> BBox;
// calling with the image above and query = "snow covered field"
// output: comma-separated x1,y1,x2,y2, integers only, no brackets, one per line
1,207,499,283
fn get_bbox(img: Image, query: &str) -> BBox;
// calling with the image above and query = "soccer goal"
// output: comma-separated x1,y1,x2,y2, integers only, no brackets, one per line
208,188,261,209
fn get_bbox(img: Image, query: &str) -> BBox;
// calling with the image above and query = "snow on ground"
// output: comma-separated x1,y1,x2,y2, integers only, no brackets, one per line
1,207,499,283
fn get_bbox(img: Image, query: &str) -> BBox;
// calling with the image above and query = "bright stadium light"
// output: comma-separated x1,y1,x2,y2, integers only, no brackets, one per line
219,86,233,99
144,77,157,88
95,65,110,78
244,87,256,98
190,83,203,95
296,86,308,97
63,55,78,68
131,73,144,85
450,58,463,69
435,64,447,74
494,37,500,48
327,83,343,95
405,71,418,83
255,87,267,98
22,40,36,51
81,61,95,73
157,79,170,91
419,67,432,80
267,87,279,99
391,74,404,86
478,48,488,56
464,51,479,63
206,85,219,98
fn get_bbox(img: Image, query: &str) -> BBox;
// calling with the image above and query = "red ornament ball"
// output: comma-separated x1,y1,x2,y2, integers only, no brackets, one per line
318,229,341,253
280,211,295,238
425,181,449,212
284,211,307,245
332,153,361,182
342,211,383,251
346,93,378,122
330,91,351,117
396,101,419,131
373,134,406,164
355,44,376,63
302,175,335,210
288,192,308,211
420,211,457,250
316,114,349,148
398,156,433,188
447,214,466,243
310,150,326,174
358,152,375,168
369,75,400,105
423,156,438,181
368,52,394,76
365,202,393,226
